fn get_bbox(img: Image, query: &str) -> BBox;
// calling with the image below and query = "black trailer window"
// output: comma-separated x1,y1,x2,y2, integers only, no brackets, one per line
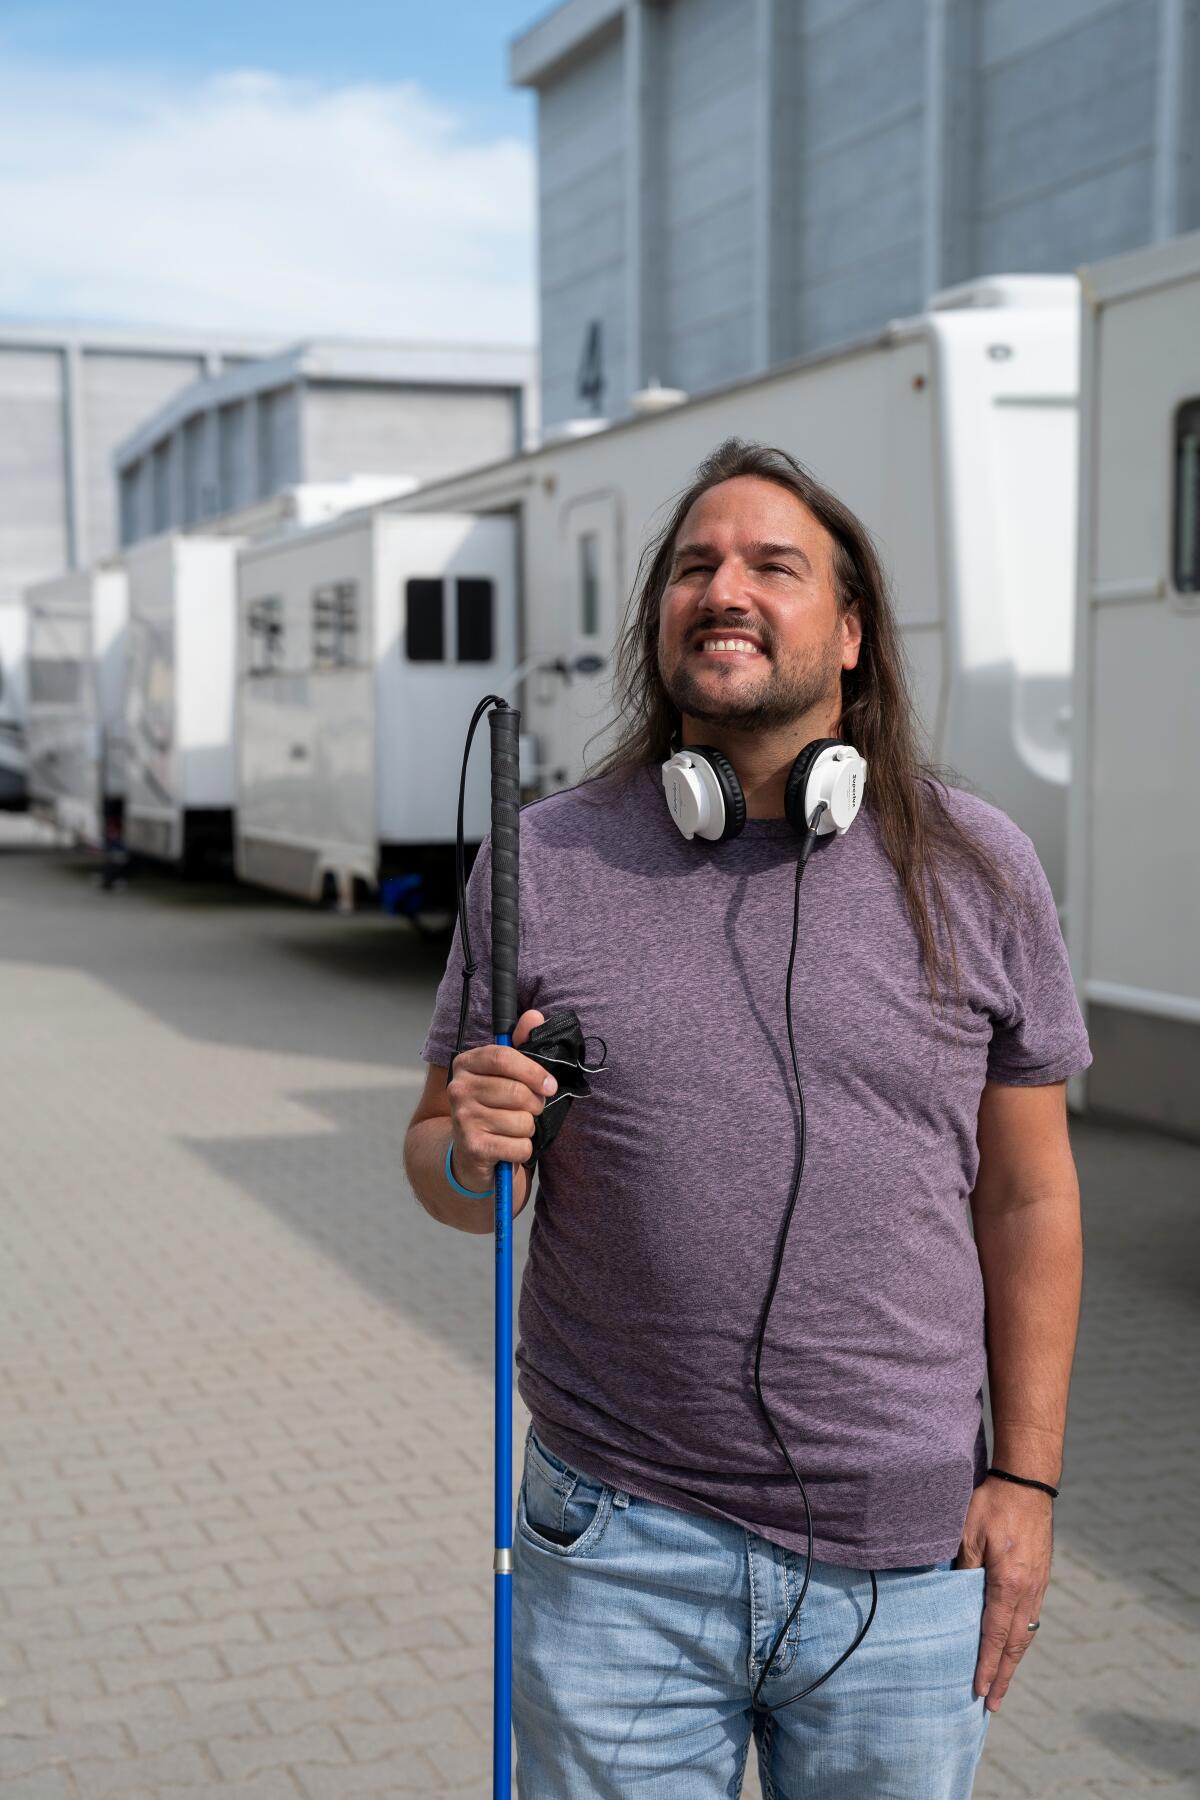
312,581,359,668
456,578,494,662
247,596,284,674
579,532,601,637
1175,399,1200,595
406,578,445,661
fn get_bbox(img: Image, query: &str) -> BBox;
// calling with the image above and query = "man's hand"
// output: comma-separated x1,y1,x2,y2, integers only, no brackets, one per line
954,1475,1054,1712
445,1009,553,1216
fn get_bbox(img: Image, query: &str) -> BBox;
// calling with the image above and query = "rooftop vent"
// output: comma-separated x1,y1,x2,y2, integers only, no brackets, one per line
630,381,688,416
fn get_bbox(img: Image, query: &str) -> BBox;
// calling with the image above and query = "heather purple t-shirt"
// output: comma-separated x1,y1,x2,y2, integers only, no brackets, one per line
420,763,1092,1569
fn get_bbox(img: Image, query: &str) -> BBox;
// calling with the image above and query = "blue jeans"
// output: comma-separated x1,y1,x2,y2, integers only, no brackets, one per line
513,1425,990,1798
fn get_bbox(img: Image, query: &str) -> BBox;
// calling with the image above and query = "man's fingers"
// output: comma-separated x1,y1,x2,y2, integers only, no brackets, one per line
513,1009,546,1048
974,1588,1018,1699
463,1075,547,1115
453,1040,554,1094
985,1628,1034,1711
975,1577,1047,1709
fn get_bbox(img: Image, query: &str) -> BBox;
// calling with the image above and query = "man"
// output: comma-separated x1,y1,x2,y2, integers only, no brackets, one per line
405,439,1090,1798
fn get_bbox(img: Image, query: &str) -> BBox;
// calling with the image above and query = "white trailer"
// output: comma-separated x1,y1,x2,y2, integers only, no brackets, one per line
392,276,1081,904
235,510,516,915
0,599,28,810
124,533,241,868
25,566,128,847
1066,231,1200,1140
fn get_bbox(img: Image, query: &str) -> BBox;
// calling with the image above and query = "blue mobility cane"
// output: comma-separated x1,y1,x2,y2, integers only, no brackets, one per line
488,702,520,1800
450,699,603,1792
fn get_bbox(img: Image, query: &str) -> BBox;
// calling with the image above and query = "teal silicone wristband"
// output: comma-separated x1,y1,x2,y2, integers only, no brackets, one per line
445,1139,496,1200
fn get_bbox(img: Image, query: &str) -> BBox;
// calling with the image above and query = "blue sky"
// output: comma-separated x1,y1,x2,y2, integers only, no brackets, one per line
0,1,542,342
0,1,541,137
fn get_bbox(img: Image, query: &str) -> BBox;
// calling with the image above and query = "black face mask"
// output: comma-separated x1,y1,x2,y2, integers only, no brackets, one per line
518,1009,608,1173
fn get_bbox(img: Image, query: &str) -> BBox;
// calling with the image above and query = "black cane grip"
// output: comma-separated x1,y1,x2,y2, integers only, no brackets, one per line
488,705,521,1039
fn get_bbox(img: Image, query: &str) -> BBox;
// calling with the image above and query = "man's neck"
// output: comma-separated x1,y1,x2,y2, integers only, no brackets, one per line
679,712,841,819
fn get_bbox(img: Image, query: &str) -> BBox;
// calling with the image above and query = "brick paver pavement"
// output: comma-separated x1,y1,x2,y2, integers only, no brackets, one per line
0,825,1195,1797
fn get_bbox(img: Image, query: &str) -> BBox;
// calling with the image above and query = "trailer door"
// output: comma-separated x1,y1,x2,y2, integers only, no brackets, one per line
556,491,621,780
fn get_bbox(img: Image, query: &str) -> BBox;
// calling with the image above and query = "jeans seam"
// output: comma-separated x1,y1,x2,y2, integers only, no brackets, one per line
732,1726,752,1798
760,1712,776,1800
745,1529,761,1688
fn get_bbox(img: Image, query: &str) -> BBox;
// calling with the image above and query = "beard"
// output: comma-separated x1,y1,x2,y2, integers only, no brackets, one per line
660,624,845,734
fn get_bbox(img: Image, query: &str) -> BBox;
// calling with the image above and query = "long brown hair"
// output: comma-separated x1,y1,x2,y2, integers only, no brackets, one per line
582,437,1019,1008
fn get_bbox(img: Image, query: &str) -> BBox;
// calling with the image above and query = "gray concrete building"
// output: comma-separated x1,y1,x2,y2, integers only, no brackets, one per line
512,0,1200,429
0,323,280,605
114,341,537,548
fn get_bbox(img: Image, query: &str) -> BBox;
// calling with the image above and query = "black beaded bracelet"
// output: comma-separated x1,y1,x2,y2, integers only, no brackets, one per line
986,1465,1060,1499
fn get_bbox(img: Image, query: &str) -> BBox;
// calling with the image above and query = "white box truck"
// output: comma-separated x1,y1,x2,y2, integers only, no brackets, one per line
1067,231,1200,1140
124,533,241,868
25,565,128,847
235,510,516,918
392,276,1081,904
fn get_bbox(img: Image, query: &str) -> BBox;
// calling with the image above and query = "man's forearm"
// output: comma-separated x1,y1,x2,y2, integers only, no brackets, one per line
974,1193,1083,1486
404,1116,532,1236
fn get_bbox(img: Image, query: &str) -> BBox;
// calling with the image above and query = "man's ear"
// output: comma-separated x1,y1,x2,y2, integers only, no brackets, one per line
841,599,863,671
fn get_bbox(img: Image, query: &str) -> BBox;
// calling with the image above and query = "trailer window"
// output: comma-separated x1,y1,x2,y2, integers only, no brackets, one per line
29,659,81,705
406,578,445,661
312,581,359,668
247,596,284,675
1175,399,1200,595
456,578,494,662
579,533,600,637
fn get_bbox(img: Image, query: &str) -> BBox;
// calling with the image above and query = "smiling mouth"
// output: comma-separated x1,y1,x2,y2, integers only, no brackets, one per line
691,641,766,658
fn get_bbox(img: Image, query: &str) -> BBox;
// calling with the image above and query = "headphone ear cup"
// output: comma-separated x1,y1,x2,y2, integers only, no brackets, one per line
784,737,842,837
687,745,746,841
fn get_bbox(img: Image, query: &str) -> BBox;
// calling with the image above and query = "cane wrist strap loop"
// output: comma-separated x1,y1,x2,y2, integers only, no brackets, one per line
445,1139,495,1201
986,1466,1059,1499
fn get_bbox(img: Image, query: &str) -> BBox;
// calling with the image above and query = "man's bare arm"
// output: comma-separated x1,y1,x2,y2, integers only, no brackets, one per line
971,1078,1084,1484
961,1077,1083,1712
404,1064,532,1235
404,1010,550,1236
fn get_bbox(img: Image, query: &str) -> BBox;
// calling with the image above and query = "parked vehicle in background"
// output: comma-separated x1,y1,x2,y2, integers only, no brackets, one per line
235,510,516,922
1067,230,1200,1141
123,534,241,871
25,565,128,848
0,598,28,810
392,276,1082,905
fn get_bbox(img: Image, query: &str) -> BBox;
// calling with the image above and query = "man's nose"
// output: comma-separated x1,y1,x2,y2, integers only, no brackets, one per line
703,557,745,608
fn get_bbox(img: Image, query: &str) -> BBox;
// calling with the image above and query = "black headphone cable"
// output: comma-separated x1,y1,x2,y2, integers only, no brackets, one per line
750,802,879,1715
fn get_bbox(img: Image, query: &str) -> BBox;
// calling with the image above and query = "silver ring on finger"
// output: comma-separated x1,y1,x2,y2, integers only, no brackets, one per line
1026,1620,1041,1632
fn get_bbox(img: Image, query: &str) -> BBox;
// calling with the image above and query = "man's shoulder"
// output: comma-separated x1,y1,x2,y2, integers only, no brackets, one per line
930,780,1036,872
518,765,651,849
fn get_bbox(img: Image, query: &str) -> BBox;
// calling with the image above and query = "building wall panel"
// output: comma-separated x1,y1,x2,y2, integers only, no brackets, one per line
979,156,1156,273
82,352,203,561
301,384,517,485
659,0,757,393
537,24,626,426
973,0,1157,271
786,0,926,359
0,349,68,604
256,386,300,500
527,0,1180,423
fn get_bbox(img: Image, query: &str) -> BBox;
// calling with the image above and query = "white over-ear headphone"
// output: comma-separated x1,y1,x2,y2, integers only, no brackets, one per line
661,736,867,843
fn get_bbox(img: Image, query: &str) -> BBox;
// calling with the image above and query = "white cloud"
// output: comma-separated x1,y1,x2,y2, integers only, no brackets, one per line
0,54,536,343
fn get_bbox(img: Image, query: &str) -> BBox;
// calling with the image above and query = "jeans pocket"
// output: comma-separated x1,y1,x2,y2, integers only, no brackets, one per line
518,1428,614,1556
